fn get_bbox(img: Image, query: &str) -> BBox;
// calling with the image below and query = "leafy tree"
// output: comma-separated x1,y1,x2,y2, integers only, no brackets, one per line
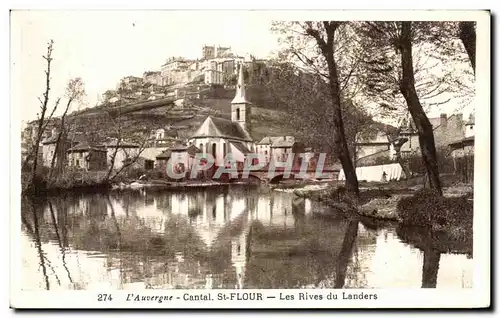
356,21,475,195
271,21,363,196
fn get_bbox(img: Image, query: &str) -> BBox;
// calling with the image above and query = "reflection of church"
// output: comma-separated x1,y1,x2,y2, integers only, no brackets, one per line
82,189,315,289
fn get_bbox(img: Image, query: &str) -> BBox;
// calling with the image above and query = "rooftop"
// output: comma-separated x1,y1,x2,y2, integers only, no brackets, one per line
191,116,252,142
67,141,107,153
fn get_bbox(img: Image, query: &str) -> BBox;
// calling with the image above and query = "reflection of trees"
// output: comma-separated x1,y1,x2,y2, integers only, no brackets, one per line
244,214,358,289
421,248,440,288
334,221,359,288
48,200,73,285
21,197,53,290
334,220,358,288
396,225,471,289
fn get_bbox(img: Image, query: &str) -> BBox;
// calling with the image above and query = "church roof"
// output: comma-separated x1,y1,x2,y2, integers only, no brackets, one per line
191,116,252,142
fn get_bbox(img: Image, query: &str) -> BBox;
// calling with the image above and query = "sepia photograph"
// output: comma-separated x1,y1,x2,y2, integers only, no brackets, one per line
9,9,490,309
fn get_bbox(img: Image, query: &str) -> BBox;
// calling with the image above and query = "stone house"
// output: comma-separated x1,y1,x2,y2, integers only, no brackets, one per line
67,142,108,171
104,139,140,170
41,130,86,167
399,113,466,156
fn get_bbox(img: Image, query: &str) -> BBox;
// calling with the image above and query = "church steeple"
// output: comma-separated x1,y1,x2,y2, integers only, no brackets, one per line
231,63,251,132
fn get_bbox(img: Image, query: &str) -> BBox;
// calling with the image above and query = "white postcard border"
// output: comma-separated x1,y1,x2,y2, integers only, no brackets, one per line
9,9,491,309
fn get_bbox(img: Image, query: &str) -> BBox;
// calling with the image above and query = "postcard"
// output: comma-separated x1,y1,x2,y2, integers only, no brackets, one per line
10,9,490,309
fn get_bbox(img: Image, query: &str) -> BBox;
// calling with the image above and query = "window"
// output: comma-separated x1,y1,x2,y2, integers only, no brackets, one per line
76,159,80,167
211,143,217,161
236,108,240,121
199,143,204,153
223,143,227,158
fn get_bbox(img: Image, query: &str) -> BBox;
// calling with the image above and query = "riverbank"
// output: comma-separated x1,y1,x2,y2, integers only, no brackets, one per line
293,178,474,248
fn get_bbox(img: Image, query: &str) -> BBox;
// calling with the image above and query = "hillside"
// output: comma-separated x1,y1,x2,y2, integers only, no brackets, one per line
64,95,297,144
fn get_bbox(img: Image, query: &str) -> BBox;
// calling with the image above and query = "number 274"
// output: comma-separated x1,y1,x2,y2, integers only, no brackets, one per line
97,294,113,301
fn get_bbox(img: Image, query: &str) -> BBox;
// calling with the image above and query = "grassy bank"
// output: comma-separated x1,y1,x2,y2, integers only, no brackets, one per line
397,188,473,238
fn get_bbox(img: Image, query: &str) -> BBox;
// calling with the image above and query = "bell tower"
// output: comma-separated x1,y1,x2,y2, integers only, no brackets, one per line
231,63,251,132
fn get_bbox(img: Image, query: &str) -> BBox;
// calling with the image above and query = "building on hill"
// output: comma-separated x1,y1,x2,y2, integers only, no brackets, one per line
118,76,143,90
202,45,231,60
188,64,254,167
148,127,179,148
143,71,162,86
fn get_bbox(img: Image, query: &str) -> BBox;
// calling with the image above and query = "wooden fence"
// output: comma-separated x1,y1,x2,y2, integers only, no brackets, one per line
454,154,474,184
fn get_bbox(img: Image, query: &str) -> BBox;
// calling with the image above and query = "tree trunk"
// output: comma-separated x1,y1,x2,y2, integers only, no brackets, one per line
421,248,441,288
395,152,412,180
324,41,359,197
399,21,443,195
334,220,359,288
459,21,476,74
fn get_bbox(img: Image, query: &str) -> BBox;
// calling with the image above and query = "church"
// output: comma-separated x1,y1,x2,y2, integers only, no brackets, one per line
188,63,255,167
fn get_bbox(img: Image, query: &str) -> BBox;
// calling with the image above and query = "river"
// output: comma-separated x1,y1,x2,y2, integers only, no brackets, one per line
19,185,473,290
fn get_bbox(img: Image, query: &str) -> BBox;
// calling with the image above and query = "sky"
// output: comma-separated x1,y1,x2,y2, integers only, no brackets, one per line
11,10,281,122
11,10,475,126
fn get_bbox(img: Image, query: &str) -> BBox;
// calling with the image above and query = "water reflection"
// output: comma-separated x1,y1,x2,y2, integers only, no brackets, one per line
20,186,473,290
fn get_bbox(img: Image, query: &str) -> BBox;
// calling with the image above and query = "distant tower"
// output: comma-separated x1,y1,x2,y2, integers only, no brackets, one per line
231,63,251,132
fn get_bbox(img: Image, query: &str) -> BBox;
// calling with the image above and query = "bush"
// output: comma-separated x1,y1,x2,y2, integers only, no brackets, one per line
123,167,146,180
405,148,456,176
397,188,473,230
147,169,166,180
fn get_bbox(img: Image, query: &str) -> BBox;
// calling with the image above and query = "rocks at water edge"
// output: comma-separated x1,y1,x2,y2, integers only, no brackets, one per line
357,195,413,221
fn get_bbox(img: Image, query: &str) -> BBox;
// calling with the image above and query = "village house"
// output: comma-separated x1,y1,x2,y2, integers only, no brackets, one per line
399,113,466,156
104,139,141,170
270,136,296,163
255,137,277,163
449,113,475,158
155,149,172,170
188,63,254,167
40,129,86,167
66,142,108,171
155,142,202,176
354,131,396,166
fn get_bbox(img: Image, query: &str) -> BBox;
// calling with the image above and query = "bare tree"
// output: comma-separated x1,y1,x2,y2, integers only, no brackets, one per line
28,40,61,192
271,21,362,197
49,77,86,182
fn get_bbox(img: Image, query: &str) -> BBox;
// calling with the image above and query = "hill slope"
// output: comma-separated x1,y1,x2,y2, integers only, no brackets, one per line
66,96,297,143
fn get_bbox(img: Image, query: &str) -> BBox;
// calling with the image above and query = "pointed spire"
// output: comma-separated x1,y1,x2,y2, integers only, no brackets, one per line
231,63,250,105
